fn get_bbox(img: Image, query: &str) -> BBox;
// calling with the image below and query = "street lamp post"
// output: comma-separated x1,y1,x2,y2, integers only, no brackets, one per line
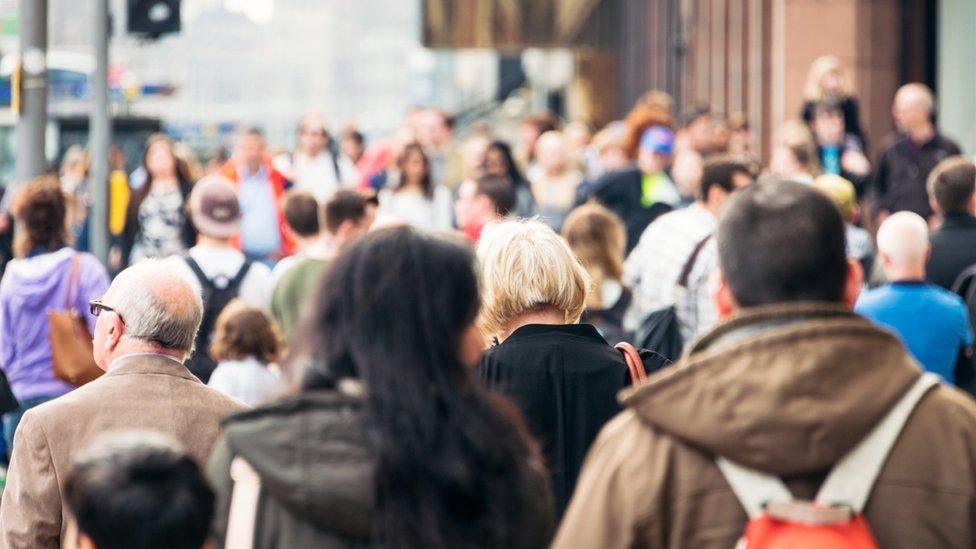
16,0,48,184
89,0,111,264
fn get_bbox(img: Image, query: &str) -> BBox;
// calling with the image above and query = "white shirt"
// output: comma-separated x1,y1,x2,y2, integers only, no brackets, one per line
376,186,453,231
207,356,282,407
163,245,274,310
274,151,358,203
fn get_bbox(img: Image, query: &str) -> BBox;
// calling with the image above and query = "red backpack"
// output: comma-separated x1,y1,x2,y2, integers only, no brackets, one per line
716,374,938,549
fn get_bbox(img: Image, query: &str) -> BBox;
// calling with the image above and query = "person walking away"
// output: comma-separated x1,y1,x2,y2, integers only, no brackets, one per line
163,176,273,383
0,176,110,457
63,433,215,549
207,227,554,548
273,113,357,203
856,212,971,385
562,203,632,345
477,219,665,517
0,259,246,548
270,190,323,285
270,190,370,340
869,83,961,222
207,300,284,406
926,156,976,290
552,180,976,548
220,128,292,266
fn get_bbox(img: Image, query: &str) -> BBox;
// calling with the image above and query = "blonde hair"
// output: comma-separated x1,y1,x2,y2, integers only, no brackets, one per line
803,55,852,102
561,204,626,308
776,119,820,175
477,219,590,336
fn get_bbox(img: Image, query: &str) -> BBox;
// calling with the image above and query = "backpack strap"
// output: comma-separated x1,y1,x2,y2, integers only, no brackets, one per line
815,373,939,512
716,373,939,518
226,259,253,292
183,255,214,291
226,456,262,549
677,234,712,289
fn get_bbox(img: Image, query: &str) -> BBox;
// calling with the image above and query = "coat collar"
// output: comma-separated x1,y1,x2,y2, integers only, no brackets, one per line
939,213,976,229
104,353,199,382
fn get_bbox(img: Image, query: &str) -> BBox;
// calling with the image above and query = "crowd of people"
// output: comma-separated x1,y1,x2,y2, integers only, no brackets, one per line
0,53,975,548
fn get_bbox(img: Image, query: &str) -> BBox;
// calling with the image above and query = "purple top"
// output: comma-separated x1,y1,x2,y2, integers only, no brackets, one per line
0,248,110,401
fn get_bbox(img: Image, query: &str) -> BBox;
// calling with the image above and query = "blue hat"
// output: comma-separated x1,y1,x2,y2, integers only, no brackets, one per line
639,125,675,155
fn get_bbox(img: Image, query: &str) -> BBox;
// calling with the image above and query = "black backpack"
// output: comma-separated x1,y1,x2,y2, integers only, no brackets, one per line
632,234,712,363
183,256,252,383
949,265,976,396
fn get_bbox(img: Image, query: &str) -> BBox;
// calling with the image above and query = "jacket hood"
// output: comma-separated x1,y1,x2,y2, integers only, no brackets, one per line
222,386,375,540
622,302,922,476
2,248,76,307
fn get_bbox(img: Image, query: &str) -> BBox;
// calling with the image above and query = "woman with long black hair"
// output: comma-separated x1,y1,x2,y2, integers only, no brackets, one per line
207,227,554,548
375,143,453,230
485,140,536,218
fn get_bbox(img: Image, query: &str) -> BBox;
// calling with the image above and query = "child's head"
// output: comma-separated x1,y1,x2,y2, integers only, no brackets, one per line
65,433,214,549
209,299,283,365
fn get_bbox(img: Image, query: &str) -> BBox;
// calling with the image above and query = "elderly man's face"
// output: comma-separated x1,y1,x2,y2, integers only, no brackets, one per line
91,287,125,371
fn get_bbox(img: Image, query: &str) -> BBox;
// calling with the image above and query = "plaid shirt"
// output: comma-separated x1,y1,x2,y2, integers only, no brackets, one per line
623,203,719,342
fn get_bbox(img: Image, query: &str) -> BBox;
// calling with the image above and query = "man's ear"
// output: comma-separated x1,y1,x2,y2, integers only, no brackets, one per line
713,271,738,320
106,315,124,353
844,257,864,309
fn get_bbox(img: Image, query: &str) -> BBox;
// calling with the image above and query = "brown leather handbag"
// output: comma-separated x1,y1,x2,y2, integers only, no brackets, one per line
49,254,103,386
615,341,648,386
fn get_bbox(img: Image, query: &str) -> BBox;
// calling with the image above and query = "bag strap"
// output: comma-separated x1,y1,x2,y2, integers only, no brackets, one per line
677,234,712,289
615,342,647,385
815,373,939,511
183,255,214,290
716,373,939,518
226,259,253,292
226,456,262,549
64,253,82,309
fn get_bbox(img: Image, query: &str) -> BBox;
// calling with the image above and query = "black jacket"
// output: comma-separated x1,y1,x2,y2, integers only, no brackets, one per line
479,323,667,517
590,167,673,252
869,132,961,219
929,213,976,290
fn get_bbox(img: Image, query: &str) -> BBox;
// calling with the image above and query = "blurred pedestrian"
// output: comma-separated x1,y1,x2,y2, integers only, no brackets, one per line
562,203,632,345
0,176,110,456
271,190,371,339
670,149,704,206
809,100,870,194
516,112,560,173
927,157,976,289
64,433,215,549
554,180,976,549
274,113,357,202
340,127,365,164
527,131,583,231
869,83,961,221
207,300,284,406
857,212,972,384
121,134,197,265
769,120,819,184
454,174,516,243
270,190,322,284
484,140,536,218
801,55,866,147
418,108,464,189
208,227,554,548
675,103,714,155
221,128,293,265
375,143,452,231
0,259,245,548
58,146,90,251
813,174,874,276
164,176,274,382
477,219,659,517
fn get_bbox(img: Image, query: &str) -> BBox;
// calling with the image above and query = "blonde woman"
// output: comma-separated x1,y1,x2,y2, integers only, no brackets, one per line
800,55,866,147
476,219,657,518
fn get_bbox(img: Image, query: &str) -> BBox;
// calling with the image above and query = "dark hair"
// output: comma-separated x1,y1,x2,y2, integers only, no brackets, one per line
282,190,320,237
323,189,368,234
395,143,434,198
210,299,283,365
927,156,976,215
342,129,365,145
125,134,195,257
475,174,517,217
245,127,264,139
700,157,752,201
64,437,214,549
486,141,527,188
683,102,712,126
717,180,848,306
296,227,546,548
12,175,71,257
811,100,844,119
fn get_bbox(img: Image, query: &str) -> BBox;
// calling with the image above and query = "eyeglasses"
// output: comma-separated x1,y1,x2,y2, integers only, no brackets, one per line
89,300,122,321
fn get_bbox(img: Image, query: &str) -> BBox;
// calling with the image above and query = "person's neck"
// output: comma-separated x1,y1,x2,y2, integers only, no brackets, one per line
107,342,185,370
499,308,566,342
700,199,721,218
197,235,232,248
907,123,935,144
297,233,331,256
297,147,325,160
886,266,926,283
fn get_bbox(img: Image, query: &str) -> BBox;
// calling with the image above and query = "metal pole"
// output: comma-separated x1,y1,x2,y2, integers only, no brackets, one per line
15,0,48,184
89,0,111,264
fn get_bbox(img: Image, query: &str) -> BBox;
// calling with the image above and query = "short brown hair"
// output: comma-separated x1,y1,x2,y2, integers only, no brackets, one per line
209,300,283,365
12,174,71,257
928,156,976,215
282,190,320,237
475,174,516,216
323,190,367,234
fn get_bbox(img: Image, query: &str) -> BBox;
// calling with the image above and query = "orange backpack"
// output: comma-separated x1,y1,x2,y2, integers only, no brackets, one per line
716,374,938,549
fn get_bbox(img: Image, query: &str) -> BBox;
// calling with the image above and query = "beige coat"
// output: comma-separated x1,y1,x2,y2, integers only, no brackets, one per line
0,354,246,549
553,303,976,549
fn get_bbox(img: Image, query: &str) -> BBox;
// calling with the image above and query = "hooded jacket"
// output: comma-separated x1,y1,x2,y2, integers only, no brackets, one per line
552,303,976,549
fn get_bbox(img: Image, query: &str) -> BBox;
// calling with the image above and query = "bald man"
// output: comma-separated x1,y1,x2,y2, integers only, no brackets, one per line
856,212,972,383
0,260,246,549
869,83,961,221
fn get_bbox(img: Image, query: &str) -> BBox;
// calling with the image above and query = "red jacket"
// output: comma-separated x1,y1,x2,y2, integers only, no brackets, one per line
220,159,294,257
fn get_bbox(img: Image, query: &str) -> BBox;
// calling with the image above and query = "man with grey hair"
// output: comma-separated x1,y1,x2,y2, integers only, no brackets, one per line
856,211,972,384
0,260,246,549
869,83,961,221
